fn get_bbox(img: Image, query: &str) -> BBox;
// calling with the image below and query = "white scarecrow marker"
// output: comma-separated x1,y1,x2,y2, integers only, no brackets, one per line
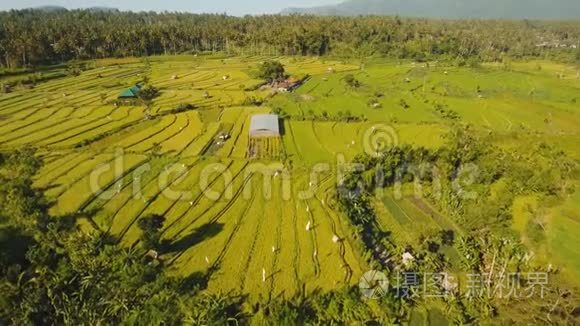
306,221,311,231
262,268,266,282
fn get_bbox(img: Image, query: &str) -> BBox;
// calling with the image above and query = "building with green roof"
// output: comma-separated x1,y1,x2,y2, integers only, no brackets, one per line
118,85,142,99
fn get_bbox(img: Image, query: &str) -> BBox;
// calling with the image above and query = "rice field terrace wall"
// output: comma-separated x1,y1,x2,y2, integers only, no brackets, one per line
1,54,579,306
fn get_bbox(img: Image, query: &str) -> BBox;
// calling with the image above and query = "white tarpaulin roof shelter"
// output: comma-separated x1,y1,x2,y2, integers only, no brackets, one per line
249,114,280,138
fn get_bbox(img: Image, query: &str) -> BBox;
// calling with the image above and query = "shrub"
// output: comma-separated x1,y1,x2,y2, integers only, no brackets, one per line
171,103,196,113
399,99,410,109
138,214,166,251
241,96,263,106
344,74,360,88
367,98,382,109
138,85,160,101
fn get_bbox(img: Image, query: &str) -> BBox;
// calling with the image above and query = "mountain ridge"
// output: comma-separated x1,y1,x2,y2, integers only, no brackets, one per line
282,0,580,19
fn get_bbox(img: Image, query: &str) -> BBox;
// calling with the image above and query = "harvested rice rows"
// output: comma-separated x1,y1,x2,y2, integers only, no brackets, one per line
3,56,436,301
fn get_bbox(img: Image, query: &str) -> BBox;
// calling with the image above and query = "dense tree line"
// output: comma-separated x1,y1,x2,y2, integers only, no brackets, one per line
1,10,579,68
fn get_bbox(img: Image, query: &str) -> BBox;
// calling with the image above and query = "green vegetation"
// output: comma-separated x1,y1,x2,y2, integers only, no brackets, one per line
1,10,580,68
0,21,579,322
257,60,286,82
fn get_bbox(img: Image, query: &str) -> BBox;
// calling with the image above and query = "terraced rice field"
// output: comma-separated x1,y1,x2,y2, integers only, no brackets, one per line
1,55,578,300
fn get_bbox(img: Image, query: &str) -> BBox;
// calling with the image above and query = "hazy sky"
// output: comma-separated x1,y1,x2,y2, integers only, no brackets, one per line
0,0,343,15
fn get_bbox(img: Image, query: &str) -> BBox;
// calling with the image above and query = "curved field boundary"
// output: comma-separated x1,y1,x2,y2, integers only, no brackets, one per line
318,174,367,270
47,154,120,199
238,183,266,292
73,158,152,232
37,153,96,187
159,160,237,236
35,152,85,183
290,198,301,292
0,106,58,130
79,161,151,214
331,121,339,133
176,132,203,156
149,116,192,153
206,191,257,277
44,113,138,148
166,172,255,265
91,162,171,229
50,154,147,215
168,167,250,239
54,115,153,150
0,93,49,115
115,116,176,150
125,115,182,152
38,151,68,165
0,106,76,138
226,119,246,158
152,70,206,88
304,201,320,277
114,161,206,241
315,195,352,284
314,174,353,284
310,121,334,156
35,69,144,92
126,115,186,153
267,188,284,302
179,122,221,158
285,121,303,161
0,94,27,109
41,109,136,147
40,93,103,112
161,161,246,237
0,106,118,145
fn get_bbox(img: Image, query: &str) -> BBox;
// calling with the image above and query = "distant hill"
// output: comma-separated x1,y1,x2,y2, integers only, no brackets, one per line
32,6,68,12
282,0,580,19
27,6,118,13
86,7,119,13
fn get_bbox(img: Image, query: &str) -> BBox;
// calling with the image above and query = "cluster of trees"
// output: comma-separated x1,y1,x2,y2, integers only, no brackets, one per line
257,60,286,82
344,73,361,88
335,125,578,323
1,10,579,68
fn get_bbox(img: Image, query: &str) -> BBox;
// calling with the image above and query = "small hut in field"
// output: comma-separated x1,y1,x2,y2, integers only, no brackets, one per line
118,85,142,100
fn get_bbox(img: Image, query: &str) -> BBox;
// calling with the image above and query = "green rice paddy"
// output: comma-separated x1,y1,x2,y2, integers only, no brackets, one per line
1,54,578,299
